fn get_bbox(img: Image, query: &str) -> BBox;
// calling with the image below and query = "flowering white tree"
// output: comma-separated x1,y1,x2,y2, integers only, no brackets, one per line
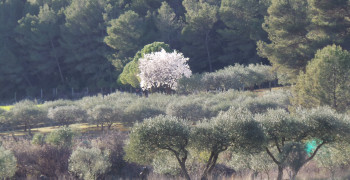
139,49,192,91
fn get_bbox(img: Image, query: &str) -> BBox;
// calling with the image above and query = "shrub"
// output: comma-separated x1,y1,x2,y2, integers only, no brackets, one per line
177,74,206,94
5,139,70,178
91,131,127,175
48,105,87,126
69,147,111,180
41,99,75,110
32,133,45,146
45,127,75,148
0,146,17,178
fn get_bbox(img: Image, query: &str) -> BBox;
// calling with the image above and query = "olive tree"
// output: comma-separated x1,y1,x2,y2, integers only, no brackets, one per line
0,146,17,179
48,105,87,126
314,143,350,180
69,147,111,180
125,115,191,180
228,151,274,180
88,104,123,130
166,98,209,122
191,108,265,180
255,107,350,180
9,100,46,134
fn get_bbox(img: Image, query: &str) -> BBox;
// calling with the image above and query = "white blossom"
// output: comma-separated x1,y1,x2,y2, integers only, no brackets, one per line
139,49,192,90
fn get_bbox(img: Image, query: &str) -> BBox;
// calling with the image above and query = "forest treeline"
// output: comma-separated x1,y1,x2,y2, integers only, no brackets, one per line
1,0,349,99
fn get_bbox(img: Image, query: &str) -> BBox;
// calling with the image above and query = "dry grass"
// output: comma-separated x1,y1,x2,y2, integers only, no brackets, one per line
0,122,130,136
0,105,13,111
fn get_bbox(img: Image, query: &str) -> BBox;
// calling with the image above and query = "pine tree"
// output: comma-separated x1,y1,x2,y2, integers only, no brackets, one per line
155,2,182,46
60,0,116,88
182,0,219,72
257,0,312,84
219,0,270,66
104,10,146,71
15,4,64,88
0,0,27,98
292,45,350,111
307,0,350,49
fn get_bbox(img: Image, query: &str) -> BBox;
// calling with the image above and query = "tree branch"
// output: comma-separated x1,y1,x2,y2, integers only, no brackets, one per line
304,141,326,164
275,137,282,153
266,147,281,165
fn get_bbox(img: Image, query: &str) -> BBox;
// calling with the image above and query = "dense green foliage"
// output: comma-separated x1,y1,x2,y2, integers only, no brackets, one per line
292,45,350,111
258,0,350,84
0,0,274,99
118,42,172,88
2,1,350,177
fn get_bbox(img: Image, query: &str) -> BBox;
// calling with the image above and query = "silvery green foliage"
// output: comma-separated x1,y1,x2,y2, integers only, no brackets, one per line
125,115,190,165
124,98,165,124
315,143,350,179
177,74,206,94
296,106,350,142
88,104,123,129
255,107,350,179
238,90,291,114
152,151,182,176
0,109,7,131
139,49,192,90
48,105,87,126
201,64,276,91
31,133,45,146
166,97,209,122
41,99,74,110
8,100,47,132
191,107,265,179
0,146,17,178
45,127,75,147
77,95,105,111
69,147,111,180
259,89,291,109
228,151,274,176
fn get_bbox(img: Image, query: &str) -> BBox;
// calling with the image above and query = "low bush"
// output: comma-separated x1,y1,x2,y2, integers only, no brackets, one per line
32,133,45,146
69,147,111,180
45,127,75,148
91,131,127,175
0,146,17,178
6,139,70,178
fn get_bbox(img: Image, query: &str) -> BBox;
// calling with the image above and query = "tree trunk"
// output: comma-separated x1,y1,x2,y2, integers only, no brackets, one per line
174,153,190,180
291,170,299,180
201,153,218,180
101,124,104,131
50,38,64,83
107,123,112,130
205,31,212,72
277,166,283,180
179,160,191,180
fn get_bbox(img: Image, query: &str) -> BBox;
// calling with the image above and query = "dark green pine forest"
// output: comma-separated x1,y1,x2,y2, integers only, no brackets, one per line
0,0,349,100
